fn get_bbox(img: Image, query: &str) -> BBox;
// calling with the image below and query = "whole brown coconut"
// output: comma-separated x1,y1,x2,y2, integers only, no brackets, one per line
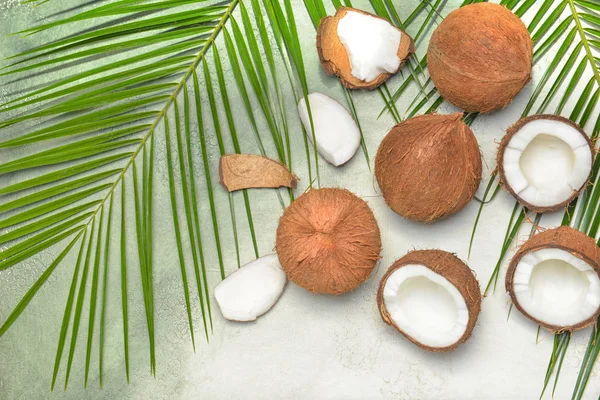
377,250,482,352
506,226,600,332
374,113,482,222
276,188,381,295
427,3,532,113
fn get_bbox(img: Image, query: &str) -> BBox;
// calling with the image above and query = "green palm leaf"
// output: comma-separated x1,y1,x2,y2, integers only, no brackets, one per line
2,0,599,397
0,0,323,389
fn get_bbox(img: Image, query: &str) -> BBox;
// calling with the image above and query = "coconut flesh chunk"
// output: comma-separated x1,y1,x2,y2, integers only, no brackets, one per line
297,92,361,166
337,11,401,82
214,254,286,322
500,116,593,211
512,248,600,328
382,265,469,348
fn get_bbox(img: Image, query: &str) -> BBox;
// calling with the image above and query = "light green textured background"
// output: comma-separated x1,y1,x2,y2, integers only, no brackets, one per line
0,1,599,399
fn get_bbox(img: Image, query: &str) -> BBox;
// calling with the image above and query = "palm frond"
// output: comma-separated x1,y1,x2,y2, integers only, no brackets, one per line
0,0,327,388
461,0,600,396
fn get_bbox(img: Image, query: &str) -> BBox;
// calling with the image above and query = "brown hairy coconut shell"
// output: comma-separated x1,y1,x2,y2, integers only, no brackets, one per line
276,188,381,295
317,6,415,90
374,113,482,222
497,114,594,213
427,3,532,113
219,154,298,192
506,226,600,332
377,250,482,352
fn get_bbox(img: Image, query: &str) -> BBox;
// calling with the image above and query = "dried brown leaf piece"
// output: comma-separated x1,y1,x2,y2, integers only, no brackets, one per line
276,188,381,295
219,154,298,192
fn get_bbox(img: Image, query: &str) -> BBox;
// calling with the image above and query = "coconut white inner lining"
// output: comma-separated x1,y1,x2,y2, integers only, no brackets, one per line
513,248,600,327
337,11,401,82
502,119,592,208
383,265,469,348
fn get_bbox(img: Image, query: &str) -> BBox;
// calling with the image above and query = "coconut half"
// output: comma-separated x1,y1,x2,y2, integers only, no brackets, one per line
378,250,481,352
375,113,482,222
317,7,414,89
506,226,600,331
298,92,361,166
276,188,381,295
498,115,594,213
427,3,532,113
214,254,287,322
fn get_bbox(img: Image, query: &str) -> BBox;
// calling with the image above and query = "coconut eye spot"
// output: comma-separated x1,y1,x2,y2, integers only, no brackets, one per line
501,117,593,210
337,11,401,82
383,265,469,348
513,248,600,327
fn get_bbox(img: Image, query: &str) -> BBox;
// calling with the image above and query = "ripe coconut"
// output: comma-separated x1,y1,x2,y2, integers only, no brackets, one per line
374,113,482,222
317,7,414,89
427,3,532,113
276,188,381,295
497,115,594,213
377,250,481,352
506,226,600,332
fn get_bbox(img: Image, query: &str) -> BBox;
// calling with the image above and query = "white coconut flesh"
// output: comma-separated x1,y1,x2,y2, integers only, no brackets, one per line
382,265,469,348
502,119,592,207
214,254,286,322
512,248,600,327
337,11,401,82
297,92,361,166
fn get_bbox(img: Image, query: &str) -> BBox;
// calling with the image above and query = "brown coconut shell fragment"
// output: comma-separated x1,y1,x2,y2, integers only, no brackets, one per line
377,250,482,352
374,113,482,222
427,3,532,113
276,188,381,295
497,114,594,213
317,7,415,90
219,154,298,192
506,226,600,332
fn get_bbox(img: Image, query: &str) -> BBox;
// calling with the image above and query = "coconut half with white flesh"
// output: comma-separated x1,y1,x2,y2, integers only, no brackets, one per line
298,92,361,166
377,250,481,352
506,226,600,332
214,254,286,322
498,115,594,213
317,7,414,89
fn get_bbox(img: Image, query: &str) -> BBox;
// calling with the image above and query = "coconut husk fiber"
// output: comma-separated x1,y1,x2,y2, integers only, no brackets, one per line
276,188,381,295
427,2,532,113
375,113,482,222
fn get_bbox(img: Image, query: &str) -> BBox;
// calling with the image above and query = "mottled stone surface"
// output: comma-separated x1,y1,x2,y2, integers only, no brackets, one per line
0,1,599,399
